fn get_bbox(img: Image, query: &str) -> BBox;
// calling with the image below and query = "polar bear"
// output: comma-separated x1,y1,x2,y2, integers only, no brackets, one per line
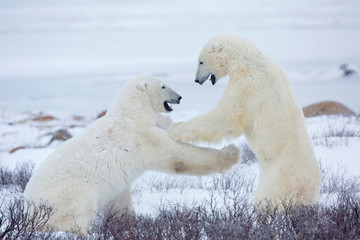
23,76,240,234
169,34,321,208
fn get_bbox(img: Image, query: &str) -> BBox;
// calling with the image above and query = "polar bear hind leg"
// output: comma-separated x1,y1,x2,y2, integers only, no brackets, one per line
104,186,134,218
43,187,98,235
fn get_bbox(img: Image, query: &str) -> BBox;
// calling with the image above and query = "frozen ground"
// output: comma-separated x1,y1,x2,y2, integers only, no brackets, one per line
0,0,360,229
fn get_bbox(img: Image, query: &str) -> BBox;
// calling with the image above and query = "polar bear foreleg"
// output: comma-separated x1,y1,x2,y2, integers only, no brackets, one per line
169,108,243,143
153,142,240,175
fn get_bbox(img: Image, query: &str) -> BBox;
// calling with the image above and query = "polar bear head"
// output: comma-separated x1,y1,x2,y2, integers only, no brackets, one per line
195,34,260,85
135,77,182,113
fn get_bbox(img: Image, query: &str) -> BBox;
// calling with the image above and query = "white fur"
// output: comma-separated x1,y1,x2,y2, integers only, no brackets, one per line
169,35,321,208
23,76,240,234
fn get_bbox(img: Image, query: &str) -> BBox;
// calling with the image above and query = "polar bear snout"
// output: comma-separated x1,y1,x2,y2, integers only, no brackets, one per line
195,60,217,85
195,73,217,85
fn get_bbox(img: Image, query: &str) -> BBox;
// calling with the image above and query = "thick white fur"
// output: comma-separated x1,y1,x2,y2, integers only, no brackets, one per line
169,34,321,208
23,76,240,234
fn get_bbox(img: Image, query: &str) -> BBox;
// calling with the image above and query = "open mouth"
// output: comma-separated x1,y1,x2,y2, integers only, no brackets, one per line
164,100,180,112
164,101,173,112
195,73,217,85
209,74,217,85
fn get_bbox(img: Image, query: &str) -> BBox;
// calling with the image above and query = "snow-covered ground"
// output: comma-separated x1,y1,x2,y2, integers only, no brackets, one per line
0,0,360,223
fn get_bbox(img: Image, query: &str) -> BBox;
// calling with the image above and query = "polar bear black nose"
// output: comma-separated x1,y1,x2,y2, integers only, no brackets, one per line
178,96,182,101
195,79,199,83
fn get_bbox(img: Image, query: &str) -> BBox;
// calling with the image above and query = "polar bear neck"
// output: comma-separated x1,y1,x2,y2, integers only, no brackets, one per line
106,87,157,126
227,46,265,79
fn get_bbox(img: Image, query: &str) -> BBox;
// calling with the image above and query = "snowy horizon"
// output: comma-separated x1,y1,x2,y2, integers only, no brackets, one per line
0,0,359,115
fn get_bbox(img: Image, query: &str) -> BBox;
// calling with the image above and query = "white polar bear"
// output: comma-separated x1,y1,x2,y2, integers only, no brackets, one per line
23,76,240,234
169,34,321,208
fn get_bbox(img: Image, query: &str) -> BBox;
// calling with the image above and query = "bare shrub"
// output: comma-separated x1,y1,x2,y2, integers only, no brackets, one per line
90,211,140,239
0,153,359,239
320,161,360,197
312,124,360,147
0,167,13,187
201,193,256,239
0,198,53,240
0,186,357,239
0,162,34,191
89,179,360,239
209,170,256,197
14,162,34,192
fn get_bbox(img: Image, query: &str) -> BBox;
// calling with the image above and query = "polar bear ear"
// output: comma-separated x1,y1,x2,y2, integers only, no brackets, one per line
136,81,147,91
209,42,223,53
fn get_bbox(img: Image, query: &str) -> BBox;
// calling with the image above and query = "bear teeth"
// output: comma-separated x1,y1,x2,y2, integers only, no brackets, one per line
164,101,173,112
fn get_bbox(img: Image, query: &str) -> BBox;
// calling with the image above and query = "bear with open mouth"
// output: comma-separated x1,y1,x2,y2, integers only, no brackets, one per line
23,76,240,235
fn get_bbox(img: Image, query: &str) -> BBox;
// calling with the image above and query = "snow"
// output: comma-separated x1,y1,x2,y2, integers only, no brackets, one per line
0,0,360,227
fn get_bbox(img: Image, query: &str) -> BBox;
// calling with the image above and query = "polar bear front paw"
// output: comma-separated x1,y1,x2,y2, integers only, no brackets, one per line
220,144,240,171
169,122,192,142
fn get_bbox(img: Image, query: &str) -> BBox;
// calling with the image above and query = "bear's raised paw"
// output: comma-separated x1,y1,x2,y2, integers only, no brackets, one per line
219,144,240,171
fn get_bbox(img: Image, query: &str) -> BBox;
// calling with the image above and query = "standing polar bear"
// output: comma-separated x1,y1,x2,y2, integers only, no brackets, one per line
169,34,321,208
24,76,240,234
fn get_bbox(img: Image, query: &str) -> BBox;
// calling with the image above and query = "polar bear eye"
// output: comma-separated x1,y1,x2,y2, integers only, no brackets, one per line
199,61,204,65
162,86,165,89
